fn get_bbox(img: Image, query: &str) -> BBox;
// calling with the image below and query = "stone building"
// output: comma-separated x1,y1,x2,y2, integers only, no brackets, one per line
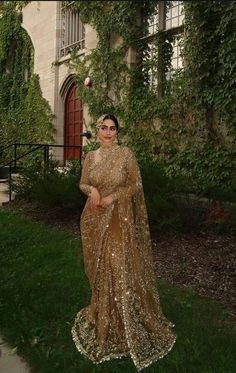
21,1,184,163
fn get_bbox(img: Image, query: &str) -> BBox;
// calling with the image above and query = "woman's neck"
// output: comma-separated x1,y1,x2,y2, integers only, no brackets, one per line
99,142,117,149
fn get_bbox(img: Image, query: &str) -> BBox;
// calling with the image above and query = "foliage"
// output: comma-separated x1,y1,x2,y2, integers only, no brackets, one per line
183,1,236,139
66,1,236,202
0,1,54,153
140,158,235,233
68,0,165,149
154,1,236,200
2,1,236,209
22,74,55,142
140,159,180,230
162,142,236,198
12,160,86,212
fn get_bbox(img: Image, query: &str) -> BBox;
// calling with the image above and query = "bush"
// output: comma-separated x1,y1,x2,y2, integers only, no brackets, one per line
12,159,86,213
140,160,180,231
140,159,236,233
11,156,235,233
163,144,236,203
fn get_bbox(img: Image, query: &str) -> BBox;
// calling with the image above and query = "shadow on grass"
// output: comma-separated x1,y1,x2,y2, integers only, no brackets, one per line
0,209,235,373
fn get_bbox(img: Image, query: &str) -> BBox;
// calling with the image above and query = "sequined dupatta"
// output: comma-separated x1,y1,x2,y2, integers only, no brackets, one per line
115,164,176,370
71,145,177,371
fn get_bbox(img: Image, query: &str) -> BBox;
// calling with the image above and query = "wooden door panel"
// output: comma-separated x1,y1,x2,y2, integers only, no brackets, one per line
64,83,83,160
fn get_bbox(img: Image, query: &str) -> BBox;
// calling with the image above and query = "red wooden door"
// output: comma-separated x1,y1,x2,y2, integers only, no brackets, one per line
64,83,83,160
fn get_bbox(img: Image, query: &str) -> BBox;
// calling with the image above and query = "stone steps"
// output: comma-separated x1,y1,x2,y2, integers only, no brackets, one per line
0,336,31,373
0,174,19,205
0,180,9,205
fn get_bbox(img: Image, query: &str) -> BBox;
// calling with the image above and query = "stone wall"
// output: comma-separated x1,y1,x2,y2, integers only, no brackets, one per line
22,1,98,162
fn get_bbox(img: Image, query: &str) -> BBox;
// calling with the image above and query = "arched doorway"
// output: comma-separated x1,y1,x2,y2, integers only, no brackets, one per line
64,83,83,160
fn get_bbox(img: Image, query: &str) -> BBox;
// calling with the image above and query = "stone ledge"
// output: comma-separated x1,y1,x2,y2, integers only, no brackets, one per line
0,336,31,373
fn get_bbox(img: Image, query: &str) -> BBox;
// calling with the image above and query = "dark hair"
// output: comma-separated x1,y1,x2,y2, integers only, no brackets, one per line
103,114,119,132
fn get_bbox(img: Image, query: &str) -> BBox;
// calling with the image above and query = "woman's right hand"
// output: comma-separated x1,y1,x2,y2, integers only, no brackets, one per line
90,186,101,208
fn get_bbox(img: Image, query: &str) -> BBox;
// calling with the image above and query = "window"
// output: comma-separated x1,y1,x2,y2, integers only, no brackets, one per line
166,34,184,80
166,1,184,30
166,1,184,80
143,42,159,89
142,1,184,95
147,9,159,35
60,1,85,58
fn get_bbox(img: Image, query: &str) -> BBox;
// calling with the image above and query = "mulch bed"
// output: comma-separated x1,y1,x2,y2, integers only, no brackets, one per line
2,199,236,317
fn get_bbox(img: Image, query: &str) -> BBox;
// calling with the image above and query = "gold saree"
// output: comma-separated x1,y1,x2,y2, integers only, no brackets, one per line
71,144,177,371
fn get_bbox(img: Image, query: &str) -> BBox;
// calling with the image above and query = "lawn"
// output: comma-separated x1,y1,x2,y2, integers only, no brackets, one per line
0,208,235,373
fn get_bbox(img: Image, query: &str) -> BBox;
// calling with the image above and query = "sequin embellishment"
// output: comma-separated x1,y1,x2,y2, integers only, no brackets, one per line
71,144,177,371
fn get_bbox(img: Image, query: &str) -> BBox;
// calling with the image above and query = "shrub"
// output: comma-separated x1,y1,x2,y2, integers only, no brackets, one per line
12,159,86,213
140,160,180,231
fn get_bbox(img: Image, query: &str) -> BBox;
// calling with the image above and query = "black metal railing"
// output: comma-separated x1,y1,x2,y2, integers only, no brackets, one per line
0,143,82,202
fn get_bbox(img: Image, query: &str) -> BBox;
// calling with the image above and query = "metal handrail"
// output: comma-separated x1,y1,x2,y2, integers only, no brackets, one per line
0,143,82,201
0,143,14,152
0,144,43,170
0,143,82,169
1,145,45,170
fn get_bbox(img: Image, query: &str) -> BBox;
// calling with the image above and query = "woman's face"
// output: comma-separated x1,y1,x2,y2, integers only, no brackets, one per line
97,118,117,146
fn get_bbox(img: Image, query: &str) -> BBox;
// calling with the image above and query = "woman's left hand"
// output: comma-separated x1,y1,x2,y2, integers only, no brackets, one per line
99,195,114,208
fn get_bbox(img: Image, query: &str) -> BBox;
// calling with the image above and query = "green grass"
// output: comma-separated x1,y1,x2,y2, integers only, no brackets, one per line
0,208,235,373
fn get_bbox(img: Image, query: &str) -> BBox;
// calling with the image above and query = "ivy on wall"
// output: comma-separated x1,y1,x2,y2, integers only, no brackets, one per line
1,1,235,198
155,1,236,194
65,0,236,196
0,1,54,149
183,1,236,141
68,0,169,159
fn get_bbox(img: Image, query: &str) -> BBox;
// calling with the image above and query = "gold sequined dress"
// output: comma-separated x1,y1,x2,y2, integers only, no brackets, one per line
71,144,177,371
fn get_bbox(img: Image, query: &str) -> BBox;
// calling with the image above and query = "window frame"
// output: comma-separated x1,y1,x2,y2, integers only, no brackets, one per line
60,1,85,58
141,1,184,96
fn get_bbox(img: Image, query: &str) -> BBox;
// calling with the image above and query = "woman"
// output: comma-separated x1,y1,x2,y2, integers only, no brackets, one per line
71,114,177,371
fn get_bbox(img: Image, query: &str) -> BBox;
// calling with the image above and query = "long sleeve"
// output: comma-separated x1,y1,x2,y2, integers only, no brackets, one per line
79,151,92,196
110,148,143,201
